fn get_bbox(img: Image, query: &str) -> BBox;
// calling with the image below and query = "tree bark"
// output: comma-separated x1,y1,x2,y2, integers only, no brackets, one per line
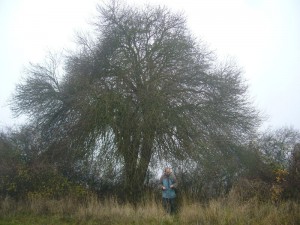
123,131,154,203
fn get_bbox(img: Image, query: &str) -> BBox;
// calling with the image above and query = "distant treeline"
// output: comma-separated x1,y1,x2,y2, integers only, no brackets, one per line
1,126,300,203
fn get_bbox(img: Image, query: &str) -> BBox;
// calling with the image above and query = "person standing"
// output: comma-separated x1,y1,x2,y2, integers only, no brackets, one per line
160,167,177,214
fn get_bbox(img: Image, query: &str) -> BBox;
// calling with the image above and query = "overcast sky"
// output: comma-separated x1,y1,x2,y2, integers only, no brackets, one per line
1,0,300,131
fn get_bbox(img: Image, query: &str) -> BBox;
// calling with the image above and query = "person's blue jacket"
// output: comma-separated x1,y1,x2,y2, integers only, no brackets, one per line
160,173,177,199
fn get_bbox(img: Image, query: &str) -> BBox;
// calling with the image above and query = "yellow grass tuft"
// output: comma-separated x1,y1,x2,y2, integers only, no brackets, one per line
1,194,299,225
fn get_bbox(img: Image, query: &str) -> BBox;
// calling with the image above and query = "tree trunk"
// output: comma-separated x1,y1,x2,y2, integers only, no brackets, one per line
123,131,154,204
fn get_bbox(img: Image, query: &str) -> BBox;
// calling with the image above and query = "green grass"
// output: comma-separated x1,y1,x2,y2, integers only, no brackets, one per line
0,213,180,225
0,214,73,225
1,195,299,225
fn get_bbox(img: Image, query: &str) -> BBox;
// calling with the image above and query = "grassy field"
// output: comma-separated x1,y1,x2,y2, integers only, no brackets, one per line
0,195,299,225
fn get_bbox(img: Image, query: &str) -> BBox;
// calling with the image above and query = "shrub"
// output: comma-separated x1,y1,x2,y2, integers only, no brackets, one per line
229,178,271,202
0,164,89,200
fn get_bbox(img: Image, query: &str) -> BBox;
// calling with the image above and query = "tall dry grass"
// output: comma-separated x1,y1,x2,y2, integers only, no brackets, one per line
179,198,300,225
1,194,300,225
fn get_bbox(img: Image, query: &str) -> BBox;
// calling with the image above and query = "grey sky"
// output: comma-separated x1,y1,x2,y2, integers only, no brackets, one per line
0,0,299,130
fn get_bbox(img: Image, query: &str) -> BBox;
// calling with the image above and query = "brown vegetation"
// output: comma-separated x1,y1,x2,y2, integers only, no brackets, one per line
1,193,299,225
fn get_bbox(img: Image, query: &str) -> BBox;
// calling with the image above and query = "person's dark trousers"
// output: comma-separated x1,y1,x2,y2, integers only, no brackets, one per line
162,197,176,214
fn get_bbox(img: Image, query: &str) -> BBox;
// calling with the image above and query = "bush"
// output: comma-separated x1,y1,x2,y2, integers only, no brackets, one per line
229,178,272,202
0,164,89,200
285,143,300,199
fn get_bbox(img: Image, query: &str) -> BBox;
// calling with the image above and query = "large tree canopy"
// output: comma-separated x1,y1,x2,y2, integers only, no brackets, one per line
12,2,260,201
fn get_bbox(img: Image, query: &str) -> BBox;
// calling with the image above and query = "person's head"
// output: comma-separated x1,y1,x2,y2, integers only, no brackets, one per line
164,167,172,176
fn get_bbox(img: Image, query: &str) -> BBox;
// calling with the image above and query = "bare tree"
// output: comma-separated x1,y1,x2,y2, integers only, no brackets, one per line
257,127,300,167
287,143,300,198
12,1,260,202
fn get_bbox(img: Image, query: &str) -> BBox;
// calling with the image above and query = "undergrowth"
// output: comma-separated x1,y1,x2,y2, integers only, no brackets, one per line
0,194,299,225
